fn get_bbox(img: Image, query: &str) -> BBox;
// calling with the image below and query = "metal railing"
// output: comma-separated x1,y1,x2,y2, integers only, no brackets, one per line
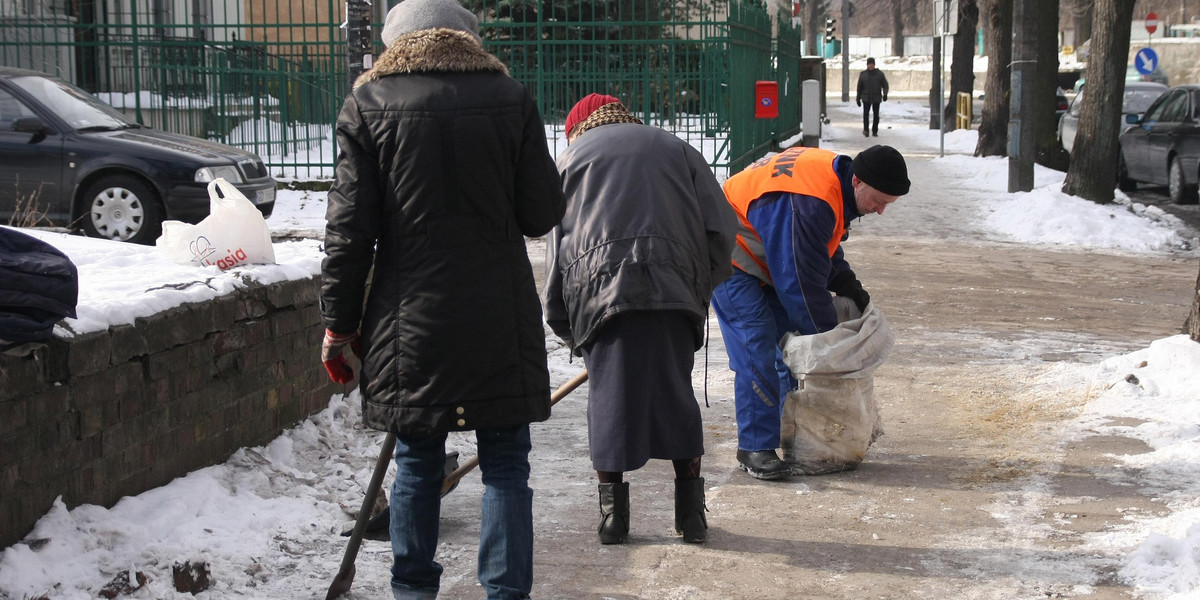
2,0,806,181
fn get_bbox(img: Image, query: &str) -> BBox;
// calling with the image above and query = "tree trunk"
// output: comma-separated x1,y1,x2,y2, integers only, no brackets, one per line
1187,259,1200,342
1034,0,1069,171
892,1,905,56
1074,0,1094,46
943,0,980,131
805,0,822,56
1061,0,1136,203
976,0,1012,157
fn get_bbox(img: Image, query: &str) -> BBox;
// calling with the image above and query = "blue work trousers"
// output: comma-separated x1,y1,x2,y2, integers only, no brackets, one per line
390,425,534,600
711,270,796,451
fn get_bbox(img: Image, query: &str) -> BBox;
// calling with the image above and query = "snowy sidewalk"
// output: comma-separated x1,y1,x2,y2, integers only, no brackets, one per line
2,99,1199,600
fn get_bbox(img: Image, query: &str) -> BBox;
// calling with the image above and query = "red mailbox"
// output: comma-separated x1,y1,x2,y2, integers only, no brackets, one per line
755,80,779,119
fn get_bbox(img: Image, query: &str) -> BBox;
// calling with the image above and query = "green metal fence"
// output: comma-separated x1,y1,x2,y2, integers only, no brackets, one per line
2,0,806,181
470,0,738,173
775,16,803,144
726,0,771,174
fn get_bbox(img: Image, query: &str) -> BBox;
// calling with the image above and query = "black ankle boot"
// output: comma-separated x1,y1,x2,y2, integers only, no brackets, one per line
674,477,708,543
736,449,792,480
597,482,629,544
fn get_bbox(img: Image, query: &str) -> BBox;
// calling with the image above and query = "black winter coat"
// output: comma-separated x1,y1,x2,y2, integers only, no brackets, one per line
321,30,566,436
856,68,889,104
0,226,77,346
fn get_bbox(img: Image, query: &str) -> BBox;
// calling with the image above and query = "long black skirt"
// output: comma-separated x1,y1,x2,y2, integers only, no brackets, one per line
580,310,705,472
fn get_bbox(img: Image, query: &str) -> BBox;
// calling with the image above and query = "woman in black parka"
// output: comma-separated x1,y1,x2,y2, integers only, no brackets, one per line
319,0,564,597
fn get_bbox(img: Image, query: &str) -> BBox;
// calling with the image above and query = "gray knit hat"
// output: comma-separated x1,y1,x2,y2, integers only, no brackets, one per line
381,0,481,47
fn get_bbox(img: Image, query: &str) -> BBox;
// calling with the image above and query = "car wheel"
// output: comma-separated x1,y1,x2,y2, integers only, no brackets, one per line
1117,153,1137,191
1168,156,1199,205
79,175,165,244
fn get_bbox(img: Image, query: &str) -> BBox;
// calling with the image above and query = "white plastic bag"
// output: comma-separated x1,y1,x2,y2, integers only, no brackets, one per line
778,297,893,475
156,178,275,270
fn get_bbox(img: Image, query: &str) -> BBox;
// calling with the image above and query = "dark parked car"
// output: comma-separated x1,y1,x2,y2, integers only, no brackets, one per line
1126,63,1169,87
1059,81,1167,153
1118,84,1200,205
0,67,275,244
1054,88,1069,121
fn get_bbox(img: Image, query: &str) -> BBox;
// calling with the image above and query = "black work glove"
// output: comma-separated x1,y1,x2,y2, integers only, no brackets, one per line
828,271,871,313
882,93,888,102
856,98,861,107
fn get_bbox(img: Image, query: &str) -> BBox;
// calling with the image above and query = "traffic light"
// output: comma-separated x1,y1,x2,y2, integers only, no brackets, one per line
824,18,836,44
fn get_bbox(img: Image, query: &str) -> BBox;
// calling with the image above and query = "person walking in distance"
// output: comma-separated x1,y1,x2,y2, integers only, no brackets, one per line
319,0,565,597
856,57,889,137
712,145,910,481
543,94,737,544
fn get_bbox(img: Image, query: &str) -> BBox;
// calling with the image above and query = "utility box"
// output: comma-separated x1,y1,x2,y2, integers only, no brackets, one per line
755,80,779,119
799,58,827,121
802,79,821,147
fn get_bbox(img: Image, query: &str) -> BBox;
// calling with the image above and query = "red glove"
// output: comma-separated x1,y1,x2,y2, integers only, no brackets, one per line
321,329,362,384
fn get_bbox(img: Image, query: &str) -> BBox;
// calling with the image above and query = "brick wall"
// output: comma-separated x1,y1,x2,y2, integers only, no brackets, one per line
0,276,343,549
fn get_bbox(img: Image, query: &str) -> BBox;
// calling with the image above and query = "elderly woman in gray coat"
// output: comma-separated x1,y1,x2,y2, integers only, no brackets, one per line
543,94,737,545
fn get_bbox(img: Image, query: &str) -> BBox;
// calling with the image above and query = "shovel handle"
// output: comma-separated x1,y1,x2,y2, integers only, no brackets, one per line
327,430,396,599
339,432,396,572
439,370,588,495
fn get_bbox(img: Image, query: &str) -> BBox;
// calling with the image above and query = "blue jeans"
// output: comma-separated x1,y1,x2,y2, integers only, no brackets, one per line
390,425,534,600
711,271,796,451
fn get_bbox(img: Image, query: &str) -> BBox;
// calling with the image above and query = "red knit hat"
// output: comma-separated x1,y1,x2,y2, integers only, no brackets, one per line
565,93,621,135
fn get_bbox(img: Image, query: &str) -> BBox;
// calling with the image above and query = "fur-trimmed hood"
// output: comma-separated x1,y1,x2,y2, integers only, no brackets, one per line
354,29,508,89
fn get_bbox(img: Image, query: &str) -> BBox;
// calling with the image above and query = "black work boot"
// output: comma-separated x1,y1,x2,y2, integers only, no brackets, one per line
674,477,708,543
736,449,792,481
597,482,630,544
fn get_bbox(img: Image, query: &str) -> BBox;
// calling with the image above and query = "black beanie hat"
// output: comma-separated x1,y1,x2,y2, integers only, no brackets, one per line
852,144,910,196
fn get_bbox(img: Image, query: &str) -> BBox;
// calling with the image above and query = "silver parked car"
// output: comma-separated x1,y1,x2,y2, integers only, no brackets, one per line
1059,81,1167,153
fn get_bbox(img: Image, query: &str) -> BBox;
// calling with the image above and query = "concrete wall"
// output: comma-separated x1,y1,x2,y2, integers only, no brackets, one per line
1129,40,1200,88
824,65,988,95
0,276,342,549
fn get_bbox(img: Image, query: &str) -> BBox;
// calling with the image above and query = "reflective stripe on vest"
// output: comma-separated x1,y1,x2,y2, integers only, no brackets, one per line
722,147,846,285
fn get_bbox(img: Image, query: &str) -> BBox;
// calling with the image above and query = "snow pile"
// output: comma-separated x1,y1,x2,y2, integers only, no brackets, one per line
1070,336,1200,597
7,229,323,337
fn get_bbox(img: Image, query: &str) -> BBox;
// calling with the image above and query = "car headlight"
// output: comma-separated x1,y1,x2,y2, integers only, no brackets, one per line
194,165,244,184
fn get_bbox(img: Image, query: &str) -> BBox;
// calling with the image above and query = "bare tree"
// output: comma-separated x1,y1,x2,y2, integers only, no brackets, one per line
943,0,979,131
887,0,923,57
892,1,905,56
804,0,826,56
1187,262,1200,342
976,0,1012,157
1061,0,1136,203
1066,0,1094,47
1034,0,1069,171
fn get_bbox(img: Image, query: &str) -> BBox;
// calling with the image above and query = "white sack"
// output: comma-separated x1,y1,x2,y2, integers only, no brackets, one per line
779,297,893,475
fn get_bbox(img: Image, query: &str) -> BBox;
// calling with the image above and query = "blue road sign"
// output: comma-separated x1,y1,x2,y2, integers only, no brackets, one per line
1135,47,1159,75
